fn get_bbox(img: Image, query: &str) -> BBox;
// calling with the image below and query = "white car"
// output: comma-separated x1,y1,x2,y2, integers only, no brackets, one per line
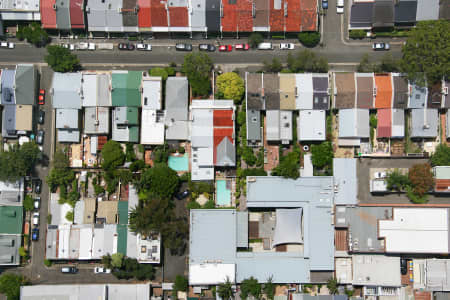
0,42,14,49
374,171,387,179
336,0,344,13
32,212,40,226
136,43,152,51
94,267,111,274
34,197,40,210
280,43,295,50
88,43,96,50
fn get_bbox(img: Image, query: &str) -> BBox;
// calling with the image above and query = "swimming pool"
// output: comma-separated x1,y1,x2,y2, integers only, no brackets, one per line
168,154,189,172
216,180,231,206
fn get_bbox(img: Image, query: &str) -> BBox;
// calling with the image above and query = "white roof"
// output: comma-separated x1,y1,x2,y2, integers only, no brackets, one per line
352,255,401,286
379,208,449,253
142,77,162,109
295,74,313,109
189,263,236,285
141,109,165,145
298,110,326,141
426,259,450,291
336,258,352,284
58,225,70,259
79,225,94,259
272,208,303,248
279,111,293,142
82,73,97,107
266,110,280,141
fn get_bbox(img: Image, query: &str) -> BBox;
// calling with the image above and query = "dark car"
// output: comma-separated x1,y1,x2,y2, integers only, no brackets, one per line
61,266,78,274
400,258,407,275
175,43,192,51
199,44,216,52
176,190,190,200
36,130,44,145
38,110,45,124
118,43,135,51
34,179,42,194
322,0,328,8
32,228,39,241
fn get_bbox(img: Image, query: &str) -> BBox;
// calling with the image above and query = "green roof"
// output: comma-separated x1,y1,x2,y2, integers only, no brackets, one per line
117,224,128,255
128,126,139,143
0,206,23,234
118,201,128,225
126,107,139,125
111,71,142,107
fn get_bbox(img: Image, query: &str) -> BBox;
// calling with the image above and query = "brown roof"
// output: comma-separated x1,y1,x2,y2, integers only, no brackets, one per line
356,75,374,109
335,229,348,251
334,73,356,109
393,75,408,108
279,74,296,110
249,221,259,239
264,73,280,110
428,82,443,109
83,198,96,224
97,201,118,224
15,105,33,131
254,0,270,27
247,73,264,110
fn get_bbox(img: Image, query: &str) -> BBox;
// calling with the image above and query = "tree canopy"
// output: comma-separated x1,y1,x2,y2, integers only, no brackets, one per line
182,53,213,97
101,140,125,171
46,148,75,192
173,275,188,292
16,23,50,47
240,277,261,300
311,141,334,169
0,273,28,300
45,45,80,73
150,67,169,81
216,72,245,104
298,32,320,47
400,20,450,85
287,50,328,73
386,169,410,191
248,33,264,48
217,278,234,300
272,148,301,179
431,144,450,166
408,163,434,198
0,142,40,182
136,164,179,199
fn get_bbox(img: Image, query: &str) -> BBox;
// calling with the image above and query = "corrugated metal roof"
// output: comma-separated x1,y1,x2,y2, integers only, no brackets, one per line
416,0,439,20
117,224,128,255
205,0,220,31
55,0,71,30
377,108,392,138
15,64,35,105
410,108,438,138
97,73,111,106
56,108,79,129
394,0,417,23
333,158,357,205
266,110,280,141
1,69,15,105
57,129,80,143
0,206,23,234
52,72,82,109
236,211,248,248
70,0,85,28
142,77,161,109
165,77,188,121
0,234,19,265
350,2,373,28
2,104,16,136
82,73,97,107
408,83,427,109
84,107,109,134
298,110,326,141
372,0,394,28
391,108,404,138
41,0,57,28
312,74,330,110
280,110,292,141
339,109,369,138
111,71,142,107
296,73,313,110
216,136,235,166
247,109,261,142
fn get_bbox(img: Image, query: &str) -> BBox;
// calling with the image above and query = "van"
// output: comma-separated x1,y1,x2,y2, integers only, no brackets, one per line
61,267,78,274
336,0,344,13
257,43,274,50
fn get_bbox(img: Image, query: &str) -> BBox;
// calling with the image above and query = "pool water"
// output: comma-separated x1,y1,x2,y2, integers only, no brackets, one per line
216,180,231,206
168,154,189,172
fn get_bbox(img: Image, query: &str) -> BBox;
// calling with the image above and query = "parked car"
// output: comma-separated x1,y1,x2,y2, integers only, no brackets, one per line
400,258,408,275
336,0,344,13
199,44,216,52
94,267,111,274
34,197,40,210
219,45,232,52
34,179,42,194
32,212,39,226
38,110,45,124
31,228,39,241
38,89,45,105
61,267,78,274
36,130,44,145
322,0,328,9
175,43,192,51
374,171,387,179
0,42,14,49
372,42,390,51
136,43,152,51
257,43,274,50
176,190,190,200
234,43,249,51
118,43,135,51
280,43,295,50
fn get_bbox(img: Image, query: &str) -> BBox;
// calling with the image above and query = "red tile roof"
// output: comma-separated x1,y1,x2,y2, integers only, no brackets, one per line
150,0,168,27
169,7,188,27
375,74,393,109
213,109,234,127
138,0,151,28
70,0,85,29
40,0,57,29
300,0,317,31
377,108,391,138
285,0,301,32
222,1,237,32
213,128,234,164
270,0,284,32
237,0,253,32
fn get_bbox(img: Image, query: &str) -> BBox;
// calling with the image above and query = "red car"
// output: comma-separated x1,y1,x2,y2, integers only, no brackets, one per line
218,45,232,52
235,43,250,50
38,89,45,105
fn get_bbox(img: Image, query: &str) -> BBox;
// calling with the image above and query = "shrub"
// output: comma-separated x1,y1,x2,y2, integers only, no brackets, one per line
248,33,264,48
349,30,366,39
44,259,52,267
298,32,320,47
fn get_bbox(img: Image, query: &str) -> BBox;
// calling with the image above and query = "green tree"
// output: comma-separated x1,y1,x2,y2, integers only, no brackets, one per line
65,211,74,222
150,67,169,80
217,277,234,300
45,45,80,73
44,259,52,267
386,169,410,191
216,72,245,104
101,140,125,171
111,253,124,269
431,144,450,166
0,273,28,300
173,275,188,292
18,247,29,259
298,32,320,47
263,276,275,300
357,54,375,72
101,254,112,269
379,53,400,72
133,263,154,280
327,278,338,295
287,50,328,73
400,20,450,85
240,277,261,300
248,33,264,48
241,146,257,166
17,22,49,47
136,164,179,199
408,163,434,198
182,53,213,97
0,142,40,182
263,57,283,73
23,195,34,211
272,149,301,179
311,141,333,169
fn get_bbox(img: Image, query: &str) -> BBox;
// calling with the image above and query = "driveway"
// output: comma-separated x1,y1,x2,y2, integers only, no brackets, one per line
357,158,450,205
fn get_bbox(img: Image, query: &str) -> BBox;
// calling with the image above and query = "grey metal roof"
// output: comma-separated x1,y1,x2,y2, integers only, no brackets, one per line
266,110,280,141
97,73,111,106
425,259,450,291
350,2,374,28
416,0,439,20
58,129,80,143
408,83,427,108
191,0,206,30
272,208,303,247
298,110,326,141
2,104,15,137
338,109,370,138
56,108,79,129
435,292,450,300
0,234,20,265
0,179,23,206
105,0,123,31
84,107,109,134
333,158,357,205
205,0,220,31
410,108,438,138
309,204,334,270
216,137,235,166
52,73,82,109
165,77,188,122
392,108,405,138
1,69,15,105
15,64,35,105
45,226,58,259
247,109,261,142
55,0,71,30
236,211,248,248
86,0,107,30
394,0,417,23
372,0,394,28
